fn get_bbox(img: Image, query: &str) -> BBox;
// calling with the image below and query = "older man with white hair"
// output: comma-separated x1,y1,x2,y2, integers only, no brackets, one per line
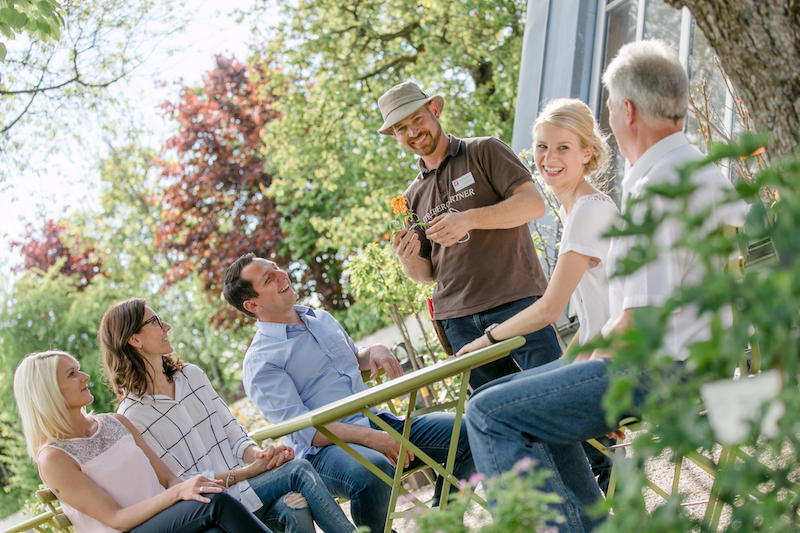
464,39,748,533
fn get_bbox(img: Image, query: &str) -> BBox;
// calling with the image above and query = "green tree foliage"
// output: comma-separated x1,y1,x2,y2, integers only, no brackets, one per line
250,0,526,263
0,0,187,180
0,0,64,60
90,139,162,282
157,56,322,327
0,262,119,516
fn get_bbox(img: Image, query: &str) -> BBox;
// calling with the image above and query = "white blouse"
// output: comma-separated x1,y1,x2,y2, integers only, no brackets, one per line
118,364,262,512
558,192,619,345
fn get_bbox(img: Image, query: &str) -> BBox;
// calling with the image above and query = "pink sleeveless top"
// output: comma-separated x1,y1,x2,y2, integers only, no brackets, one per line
42,414,164,533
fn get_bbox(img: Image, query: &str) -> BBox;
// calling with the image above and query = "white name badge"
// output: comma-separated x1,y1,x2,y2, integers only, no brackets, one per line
452,172,475,192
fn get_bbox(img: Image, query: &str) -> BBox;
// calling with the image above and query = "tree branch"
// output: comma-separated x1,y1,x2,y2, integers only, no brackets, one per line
357,51,420,82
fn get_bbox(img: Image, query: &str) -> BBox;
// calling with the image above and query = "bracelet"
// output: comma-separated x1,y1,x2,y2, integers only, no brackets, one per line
225,471,235,488
484,323,501,344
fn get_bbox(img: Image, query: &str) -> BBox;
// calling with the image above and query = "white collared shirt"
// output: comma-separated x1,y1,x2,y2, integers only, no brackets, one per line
118,364,262,512
603,132,748,360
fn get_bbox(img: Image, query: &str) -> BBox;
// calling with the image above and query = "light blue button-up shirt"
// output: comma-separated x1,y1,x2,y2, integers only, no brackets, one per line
243,305,396,458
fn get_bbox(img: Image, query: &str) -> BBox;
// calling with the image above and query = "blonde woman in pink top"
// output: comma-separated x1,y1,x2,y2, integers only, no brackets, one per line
14,350,273,533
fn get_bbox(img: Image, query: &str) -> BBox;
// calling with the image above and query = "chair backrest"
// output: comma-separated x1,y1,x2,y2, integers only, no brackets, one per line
36,488,73,531
0,489,73,533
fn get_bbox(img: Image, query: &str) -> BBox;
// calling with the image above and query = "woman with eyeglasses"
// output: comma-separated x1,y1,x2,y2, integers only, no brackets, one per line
99,299,355,533
14,350,273,533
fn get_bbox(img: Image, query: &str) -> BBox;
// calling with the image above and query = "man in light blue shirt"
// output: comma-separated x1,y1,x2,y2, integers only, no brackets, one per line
223,253,475,533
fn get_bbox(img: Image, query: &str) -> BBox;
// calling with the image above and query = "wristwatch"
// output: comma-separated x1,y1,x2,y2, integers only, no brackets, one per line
484,323,501,344
225,471,235,488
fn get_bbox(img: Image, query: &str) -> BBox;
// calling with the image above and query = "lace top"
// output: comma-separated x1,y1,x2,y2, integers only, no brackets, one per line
48,414,129,464
43,414,164,533
573,192,616,206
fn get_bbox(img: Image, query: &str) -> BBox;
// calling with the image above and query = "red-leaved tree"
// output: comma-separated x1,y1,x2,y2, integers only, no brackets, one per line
156,56,348,328
10,216,103,288
157,56,284,327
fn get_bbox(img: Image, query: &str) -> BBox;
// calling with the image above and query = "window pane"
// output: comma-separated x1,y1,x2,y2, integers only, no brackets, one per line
643,0,681,43
686,19,729,154
599,0,638,203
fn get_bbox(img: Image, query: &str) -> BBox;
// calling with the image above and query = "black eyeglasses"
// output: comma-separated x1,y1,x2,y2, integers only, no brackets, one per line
139,315,164,330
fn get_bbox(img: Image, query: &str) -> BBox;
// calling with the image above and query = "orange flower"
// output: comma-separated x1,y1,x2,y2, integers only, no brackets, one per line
739,146,765,160
391,195,409,214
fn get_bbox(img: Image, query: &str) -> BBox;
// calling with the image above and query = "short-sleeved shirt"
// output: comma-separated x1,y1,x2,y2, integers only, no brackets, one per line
558,193,619,345
403,135,548,319
603,132,748,360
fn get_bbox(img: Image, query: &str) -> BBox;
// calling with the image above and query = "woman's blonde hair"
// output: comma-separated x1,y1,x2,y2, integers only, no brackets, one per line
532,98,610,178
14,350,82,460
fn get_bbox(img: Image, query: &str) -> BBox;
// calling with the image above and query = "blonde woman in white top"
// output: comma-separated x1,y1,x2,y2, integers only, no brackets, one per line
457,98,618,492
458,98,618,358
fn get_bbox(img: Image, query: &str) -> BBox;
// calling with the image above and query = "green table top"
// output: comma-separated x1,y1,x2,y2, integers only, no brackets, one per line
249,336,525,442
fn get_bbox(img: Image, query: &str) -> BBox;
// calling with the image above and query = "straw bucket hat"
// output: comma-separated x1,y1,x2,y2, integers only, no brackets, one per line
377,81,444,135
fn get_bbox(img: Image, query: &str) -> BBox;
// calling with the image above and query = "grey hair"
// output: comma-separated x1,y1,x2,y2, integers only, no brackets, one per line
602,39,688,123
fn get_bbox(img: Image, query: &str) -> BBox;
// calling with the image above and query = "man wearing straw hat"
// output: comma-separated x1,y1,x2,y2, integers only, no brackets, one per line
378,80,561,390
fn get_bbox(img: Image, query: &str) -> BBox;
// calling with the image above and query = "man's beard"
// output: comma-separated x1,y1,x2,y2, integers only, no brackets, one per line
411,125,443,156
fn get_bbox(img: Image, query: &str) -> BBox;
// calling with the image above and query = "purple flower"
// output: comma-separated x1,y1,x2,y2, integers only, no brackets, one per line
398,493,417,507
516,456,533,472
468,472,486,487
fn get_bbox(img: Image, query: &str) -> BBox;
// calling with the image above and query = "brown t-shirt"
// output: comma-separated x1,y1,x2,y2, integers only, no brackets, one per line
403,135,548,320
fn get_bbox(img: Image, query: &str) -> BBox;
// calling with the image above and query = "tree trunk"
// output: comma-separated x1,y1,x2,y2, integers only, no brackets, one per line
665,0,800,158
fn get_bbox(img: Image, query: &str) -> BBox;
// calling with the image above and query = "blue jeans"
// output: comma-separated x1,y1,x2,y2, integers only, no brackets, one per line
441,296,562,390
249,459,355,533
128,492,271,533
465,358,648,533
307,412,474,533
